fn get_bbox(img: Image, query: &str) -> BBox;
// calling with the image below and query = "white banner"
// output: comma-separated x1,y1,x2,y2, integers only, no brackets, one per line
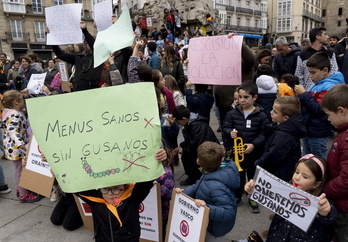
46,4,83,45
27,73,46,95
25,134,52,178
94,0,113,32
251,166,320,232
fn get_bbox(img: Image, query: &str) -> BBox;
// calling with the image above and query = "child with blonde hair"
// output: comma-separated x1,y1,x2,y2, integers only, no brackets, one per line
164,74,184,106
1,90,40,202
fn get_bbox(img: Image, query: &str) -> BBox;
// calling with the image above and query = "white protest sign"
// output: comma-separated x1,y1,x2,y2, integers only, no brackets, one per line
93,4,134,67
27,73,46,95
58,62,69,82
94,0,113,32
166,192,209,242
146,17,153,28
187,35,243,85
251,166,319,232
46,4,83,45
25,134,52,177
140,183,162,242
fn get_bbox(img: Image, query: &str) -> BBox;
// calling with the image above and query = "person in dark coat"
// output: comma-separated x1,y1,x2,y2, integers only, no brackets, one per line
171,105,219,186
185,80,214,123
255,96,306,182
44,58,59,86
222,82,269,212
272,36,301,81
159,45,185,94
51,21,103,91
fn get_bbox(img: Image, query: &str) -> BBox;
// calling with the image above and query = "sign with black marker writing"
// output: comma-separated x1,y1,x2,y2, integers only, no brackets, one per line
25,83,163,193
187,35,243,85
166,192,209,242
251,166,319,232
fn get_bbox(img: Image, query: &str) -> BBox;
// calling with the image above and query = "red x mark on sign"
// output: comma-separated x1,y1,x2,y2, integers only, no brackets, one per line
144,117,154,128
123,156,149,172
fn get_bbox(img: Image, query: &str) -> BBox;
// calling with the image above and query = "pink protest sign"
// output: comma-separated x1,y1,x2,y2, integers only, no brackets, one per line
187,35,243,85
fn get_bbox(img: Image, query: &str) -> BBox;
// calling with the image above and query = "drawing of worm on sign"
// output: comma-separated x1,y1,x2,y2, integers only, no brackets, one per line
81,157,121,178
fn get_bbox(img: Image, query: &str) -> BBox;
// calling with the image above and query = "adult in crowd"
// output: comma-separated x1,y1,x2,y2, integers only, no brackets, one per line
300,38,311,52
272,36,301,81
147,42,161,70
0,53,11,76
329,35,340,51
44,59,59,87
334,27,348,71
50,21,103,91
159,45,185,94
17,56,38,90
295,27,338,90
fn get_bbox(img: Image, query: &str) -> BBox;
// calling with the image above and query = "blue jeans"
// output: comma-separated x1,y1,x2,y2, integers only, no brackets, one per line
303,137,328,159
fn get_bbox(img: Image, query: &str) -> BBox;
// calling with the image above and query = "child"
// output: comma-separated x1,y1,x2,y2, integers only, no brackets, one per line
255,64,277,121
278,73,299,97
170,105,219,186
255,96,306,182
1,90,40,202
78,149,167,242
245,154,337,241
164,74,184,106
175,141,240,241
222,82,269,212
294,52,345,158
321,83,348,241
155,141,175,241
185,80,214,123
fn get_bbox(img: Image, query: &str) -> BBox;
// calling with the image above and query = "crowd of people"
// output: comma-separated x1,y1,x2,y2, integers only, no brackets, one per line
0,18,347,242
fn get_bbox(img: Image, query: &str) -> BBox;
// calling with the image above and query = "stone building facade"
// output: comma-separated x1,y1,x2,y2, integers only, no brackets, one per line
321,0,347,38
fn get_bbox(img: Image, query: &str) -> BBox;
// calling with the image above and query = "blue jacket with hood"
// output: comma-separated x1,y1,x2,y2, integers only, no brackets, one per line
300,71,344,137
184,161,240,237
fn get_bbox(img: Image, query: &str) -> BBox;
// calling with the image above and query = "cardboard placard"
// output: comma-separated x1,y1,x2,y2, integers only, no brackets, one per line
19,135,55,198
251,166,320,232
58,61,71,93
74,195,94,231
140,183,162,242
166,192,210,242
187,35,243,85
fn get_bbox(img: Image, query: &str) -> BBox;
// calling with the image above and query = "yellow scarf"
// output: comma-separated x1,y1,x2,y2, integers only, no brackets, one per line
80,183,135,227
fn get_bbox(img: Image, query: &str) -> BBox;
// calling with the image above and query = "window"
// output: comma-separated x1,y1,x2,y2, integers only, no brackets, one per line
10,19,23,41
278,0,292,16
3,0,25,13
277,17,292,32
219,12,227,24
338,21,341,27
261,19,267,28
338,8,343,16
255,2,259,10
255,20,259,28
227,16,231,25
237,0,241,7
54,0,63,5
246,1,250,8
237,17,241,26
32,0,42,13
34,21,45,42
246,18,250,26
261,3,267,12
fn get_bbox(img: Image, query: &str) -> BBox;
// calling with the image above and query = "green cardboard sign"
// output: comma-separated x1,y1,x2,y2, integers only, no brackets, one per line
26,83,163,193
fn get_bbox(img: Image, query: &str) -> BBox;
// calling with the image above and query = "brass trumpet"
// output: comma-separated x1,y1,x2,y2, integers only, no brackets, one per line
234,137,244,171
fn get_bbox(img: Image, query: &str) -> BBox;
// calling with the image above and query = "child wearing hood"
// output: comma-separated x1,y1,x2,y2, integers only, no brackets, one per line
255,64,278,121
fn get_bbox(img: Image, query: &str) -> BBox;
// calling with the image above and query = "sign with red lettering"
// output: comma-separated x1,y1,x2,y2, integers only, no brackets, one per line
251,166,319,232
140,183,162,242
166,192,209,242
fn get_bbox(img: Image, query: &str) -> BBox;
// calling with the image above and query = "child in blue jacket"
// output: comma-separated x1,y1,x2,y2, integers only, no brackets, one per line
176,141,240,241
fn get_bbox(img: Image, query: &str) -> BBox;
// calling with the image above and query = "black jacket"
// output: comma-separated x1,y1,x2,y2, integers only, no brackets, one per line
180,115,219,158
185,89,214,122
273,46,301,80
334,38,347,71
255,93,277,121
255,114,306,181
52,28,103,91
78,181,154,242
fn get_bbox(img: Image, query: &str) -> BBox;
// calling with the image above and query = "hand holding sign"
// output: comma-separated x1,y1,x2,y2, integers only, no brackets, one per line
318,193,331,217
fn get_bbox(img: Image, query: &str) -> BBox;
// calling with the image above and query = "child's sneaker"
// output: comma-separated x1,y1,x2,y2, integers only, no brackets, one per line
19,192,41,203
0,184,11,194
248,198,260,213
